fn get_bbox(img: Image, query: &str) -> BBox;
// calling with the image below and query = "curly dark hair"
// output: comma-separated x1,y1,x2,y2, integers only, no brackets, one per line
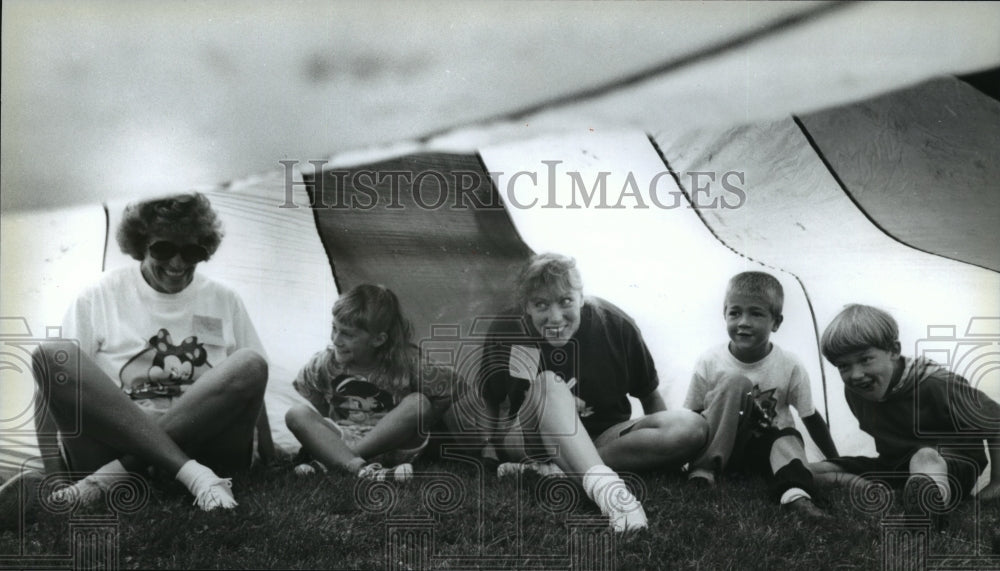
116,193,224,261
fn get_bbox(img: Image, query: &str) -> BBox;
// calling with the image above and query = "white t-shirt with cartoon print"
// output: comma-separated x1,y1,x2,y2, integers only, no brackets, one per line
684,343,815,430
62,266,265,403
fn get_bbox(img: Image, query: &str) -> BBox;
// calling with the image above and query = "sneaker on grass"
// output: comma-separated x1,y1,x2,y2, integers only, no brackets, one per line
175,460,238,511
191,477,236,511
357,463,414,482
903,473,948,531
583,465,648,533
496,461,565,479
686,468,716,488
294,460,329,477
48,473,112,508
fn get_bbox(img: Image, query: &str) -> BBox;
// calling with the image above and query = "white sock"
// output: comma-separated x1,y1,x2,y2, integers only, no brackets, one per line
175,460,210,491
175,460,236,511
779,487,810,505
582,465,647,532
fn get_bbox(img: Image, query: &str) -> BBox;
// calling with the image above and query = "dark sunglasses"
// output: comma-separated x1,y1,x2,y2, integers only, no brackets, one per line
148,241,209,263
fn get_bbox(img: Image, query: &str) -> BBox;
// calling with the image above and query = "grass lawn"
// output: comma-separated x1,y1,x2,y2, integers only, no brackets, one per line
2,456,999,570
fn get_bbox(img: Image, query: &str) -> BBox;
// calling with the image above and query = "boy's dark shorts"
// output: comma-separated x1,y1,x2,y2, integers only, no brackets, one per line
730,426,804,475
827,449,984,502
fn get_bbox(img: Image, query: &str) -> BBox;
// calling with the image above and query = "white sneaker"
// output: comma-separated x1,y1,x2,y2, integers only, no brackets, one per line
531,462,566,478
48,476,103,508
358,463,414,482
497,461,565,478
583,467,648,533
496,462,526,478
599,481,648,533
192,478,237,511
294,461,329,477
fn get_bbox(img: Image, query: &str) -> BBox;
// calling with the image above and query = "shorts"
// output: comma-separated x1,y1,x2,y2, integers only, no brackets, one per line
325,418,428,466
58,397,177,472
133,397,176,419
730,426,804,476
592,418,643,449
827,450,984,502
59,396,256,474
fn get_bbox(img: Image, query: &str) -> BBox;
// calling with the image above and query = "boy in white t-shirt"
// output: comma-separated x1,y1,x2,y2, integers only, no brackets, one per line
684,272,839,519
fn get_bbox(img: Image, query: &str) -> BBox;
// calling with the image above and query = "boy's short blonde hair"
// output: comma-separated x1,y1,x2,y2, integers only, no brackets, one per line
820,304,899,362
515,253,583,308
725,271,783,318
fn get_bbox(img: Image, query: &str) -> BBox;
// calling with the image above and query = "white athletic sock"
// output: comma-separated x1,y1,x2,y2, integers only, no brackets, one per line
582,465,648,533
175,460,237,511
779,487,810,505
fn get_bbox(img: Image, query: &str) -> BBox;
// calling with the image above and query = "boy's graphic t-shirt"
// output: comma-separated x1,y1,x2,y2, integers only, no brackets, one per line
62,266,266,402
294,347,462,427
685,343,816,431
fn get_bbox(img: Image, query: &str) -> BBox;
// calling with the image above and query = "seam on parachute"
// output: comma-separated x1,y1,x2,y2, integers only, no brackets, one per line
645,133,832,428
792,115,997,274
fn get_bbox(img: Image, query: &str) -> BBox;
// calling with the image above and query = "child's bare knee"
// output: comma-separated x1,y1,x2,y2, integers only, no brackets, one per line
709,374,753,402
403,392,433,413
909,447,945,471
284,403,318,431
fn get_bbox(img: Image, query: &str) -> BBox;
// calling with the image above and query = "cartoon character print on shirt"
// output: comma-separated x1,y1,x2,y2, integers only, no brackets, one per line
120,329,212,399
738,384,778,436
328,374,397,426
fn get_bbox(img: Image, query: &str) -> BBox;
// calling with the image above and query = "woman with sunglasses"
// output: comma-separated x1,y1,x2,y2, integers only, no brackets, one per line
28,193,270,513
